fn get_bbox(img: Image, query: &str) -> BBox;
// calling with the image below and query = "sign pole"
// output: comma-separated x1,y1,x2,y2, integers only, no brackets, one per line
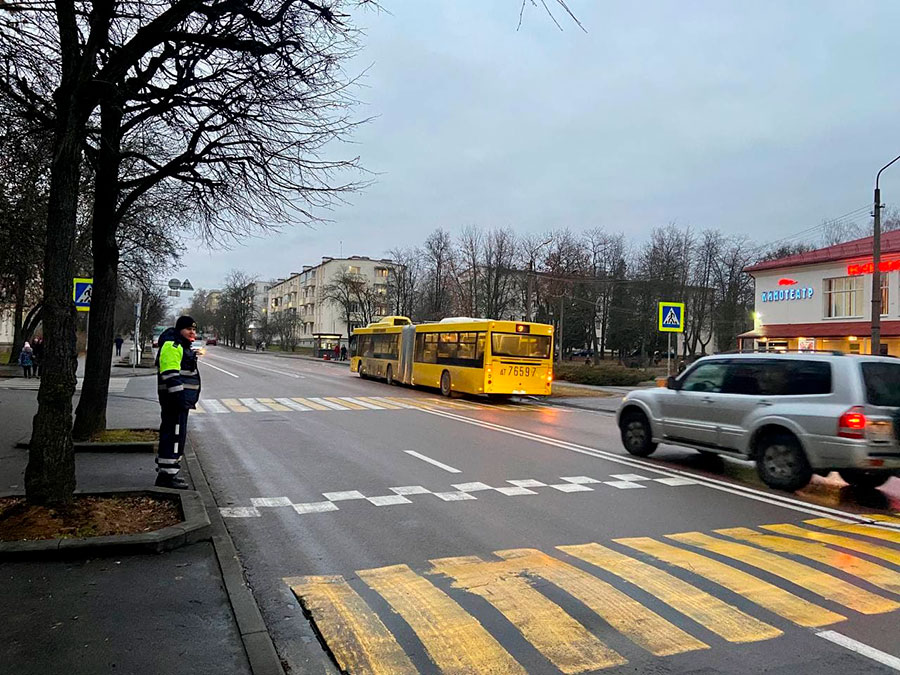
667,332,672,377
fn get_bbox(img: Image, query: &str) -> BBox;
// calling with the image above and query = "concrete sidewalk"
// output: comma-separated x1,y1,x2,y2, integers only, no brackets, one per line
0,383,254,675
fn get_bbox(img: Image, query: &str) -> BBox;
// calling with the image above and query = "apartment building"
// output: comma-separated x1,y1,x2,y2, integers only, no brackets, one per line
267,256,394,347
245,280,275,341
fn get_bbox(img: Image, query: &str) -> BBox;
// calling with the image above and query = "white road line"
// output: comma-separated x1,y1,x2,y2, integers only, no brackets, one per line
206,353,304,378
308,397,349,410
239,398,271,413
414,406,893,526
202,399,229,414
404,450,462,474
274,397,312,412
817,631,900,671
372,396,417,409
339,396,383,410
202,361,240,378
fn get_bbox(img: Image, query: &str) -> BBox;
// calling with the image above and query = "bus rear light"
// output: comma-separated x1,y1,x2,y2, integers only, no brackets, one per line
547,374,553,382
838,406,867,439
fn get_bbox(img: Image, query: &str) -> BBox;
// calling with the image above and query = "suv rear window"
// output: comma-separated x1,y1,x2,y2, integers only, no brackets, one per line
721,360,831,396
861,362,900,407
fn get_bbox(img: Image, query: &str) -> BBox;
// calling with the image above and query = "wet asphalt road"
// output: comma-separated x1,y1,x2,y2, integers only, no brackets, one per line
187,346,900,675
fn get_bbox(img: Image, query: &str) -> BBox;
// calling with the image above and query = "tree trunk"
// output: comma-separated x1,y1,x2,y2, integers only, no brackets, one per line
73,100,123,441
7,269,27,365
25,104,84,506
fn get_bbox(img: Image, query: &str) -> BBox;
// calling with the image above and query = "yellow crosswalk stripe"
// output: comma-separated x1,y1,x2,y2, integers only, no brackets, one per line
193,403,205,414
291,397,329,411
762,523,900,566
868,514,900,524
557,543,780,643
325,396,365,410
431,555,626,673
805,518,900,545
386,397,439,410
221,398,250,413
717,527,900,597
358,563,525,675
667,532,898,615
493,548,711,655
357,397,401,409
285,575,417,675
257,397,290,412
618,537,845,627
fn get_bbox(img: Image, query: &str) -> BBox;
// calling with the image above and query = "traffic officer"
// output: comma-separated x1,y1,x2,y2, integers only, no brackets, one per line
155,315,201,489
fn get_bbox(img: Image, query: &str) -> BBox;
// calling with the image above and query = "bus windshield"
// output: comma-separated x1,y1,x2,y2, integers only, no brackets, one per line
491,333,552,359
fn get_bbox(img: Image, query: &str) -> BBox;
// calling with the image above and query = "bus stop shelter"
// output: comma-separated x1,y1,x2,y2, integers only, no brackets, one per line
313,333,343,359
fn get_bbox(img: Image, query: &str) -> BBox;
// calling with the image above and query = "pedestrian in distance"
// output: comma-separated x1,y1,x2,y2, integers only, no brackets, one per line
18,342,34,378
32,337,44,377
154,316,202,490
114,334,124,356
340,345,347,361
333,343,340,361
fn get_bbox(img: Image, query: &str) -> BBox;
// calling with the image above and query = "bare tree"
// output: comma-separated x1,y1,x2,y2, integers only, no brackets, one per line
386,249,422,319
422,228,454,320
480,227,518,319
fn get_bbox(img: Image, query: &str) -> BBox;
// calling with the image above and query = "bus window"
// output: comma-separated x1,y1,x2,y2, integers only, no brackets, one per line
491,333,552,359
415,333,438,363
438,332,458,360
349,334,358,357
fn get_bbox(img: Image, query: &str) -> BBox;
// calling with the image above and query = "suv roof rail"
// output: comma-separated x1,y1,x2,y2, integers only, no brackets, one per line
714,349,846,356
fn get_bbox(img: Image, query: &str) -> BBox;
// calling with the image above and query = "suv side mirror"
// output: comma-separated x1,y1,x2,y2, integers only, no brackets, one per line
666,375,680,390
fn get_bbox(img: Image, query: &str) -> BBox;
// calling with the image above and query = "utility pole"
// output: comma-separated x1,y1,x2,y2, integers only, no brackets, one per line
525,264,534,322
872,153,900,355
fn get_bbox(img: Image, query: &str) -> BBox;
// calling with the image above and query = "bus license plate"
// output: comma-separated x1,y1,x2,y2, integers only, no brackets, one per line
501,366,537,377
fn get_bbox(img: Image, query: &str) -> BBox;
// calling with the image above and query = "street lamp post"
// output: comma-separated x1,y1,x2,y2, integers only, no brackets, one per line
872,154,900,355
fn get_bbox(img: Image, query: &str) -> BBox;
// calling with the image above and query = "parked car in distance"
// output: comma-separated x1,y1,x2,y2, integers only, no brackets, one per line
205,336,217,346
617,352,900,492
191,339,206,356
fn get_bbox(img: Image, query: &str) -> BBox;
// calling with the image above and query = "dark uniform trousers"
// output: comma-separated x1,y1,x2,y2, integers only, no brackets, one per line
157,405,189,475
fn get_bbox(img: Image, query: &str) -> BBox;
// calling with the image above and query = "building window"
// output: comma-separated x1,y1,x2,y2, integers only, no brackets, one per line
375,267,389,279
825,276,863,318
882,274,889,317
348,265,360,275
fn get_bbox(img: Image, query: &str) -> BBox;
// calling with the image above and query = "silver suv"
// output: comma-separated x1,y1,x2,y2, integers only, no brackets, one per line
617,352,900,492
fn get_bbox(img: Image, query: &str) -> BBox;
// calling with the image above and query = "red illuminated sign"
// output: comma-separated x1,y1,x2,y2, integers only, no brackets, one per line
848,260,900,276
777,278,798,286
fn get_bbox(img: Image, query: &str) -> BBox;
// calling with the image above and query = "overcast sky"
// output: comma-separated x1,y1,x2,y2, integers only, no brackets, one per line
179,1,900,293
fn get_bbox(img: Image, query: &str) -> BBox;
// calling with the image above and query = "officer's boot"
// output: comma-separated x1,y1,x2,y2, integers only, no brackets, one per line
155,471,189,490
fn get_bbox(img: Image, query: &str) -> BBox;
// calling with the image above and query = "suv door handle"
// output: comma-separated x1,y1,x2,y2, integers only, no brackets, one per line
757,399,772,406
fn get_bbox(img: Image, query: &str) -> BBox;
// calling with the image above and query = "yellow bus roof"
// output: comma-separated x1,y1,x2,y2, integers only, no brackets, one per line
415,319,553,335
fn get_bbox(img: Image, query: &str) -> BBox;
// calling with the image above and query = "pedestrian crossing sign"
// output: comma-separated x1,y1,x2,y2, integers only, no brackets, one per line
73,277,93,312
658,301,684,333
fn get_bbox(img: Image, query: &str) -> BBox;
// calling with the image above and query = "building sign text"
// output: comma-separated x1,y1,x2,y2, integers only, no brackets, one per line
761,287,814,303
848,260,900,276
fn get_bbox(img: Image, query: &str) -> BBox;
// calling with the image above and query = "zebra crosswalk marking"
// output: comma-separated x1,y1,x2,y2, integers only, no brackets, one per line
430,555,627,672
618,537,845,627
257,397,291,412
327,397,365,410
488,549,711,656
239,398,271,412
358,564,526,675
285,575,417,675
806,518,900,545
378,397,418,409
221,398,250,413
193,404,205,414
717,527,900,597
309,397,350,411
557,543,780,644
339,396,384,410
667,531,899,615
292,397,329,411
202,399,229,414
762,523,900,566
358,396,402,409
275,397,312,412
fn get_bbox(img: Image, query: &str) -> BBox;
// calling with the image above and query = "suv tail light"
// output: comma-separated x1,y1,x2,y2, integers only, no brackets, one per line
838,406,867,439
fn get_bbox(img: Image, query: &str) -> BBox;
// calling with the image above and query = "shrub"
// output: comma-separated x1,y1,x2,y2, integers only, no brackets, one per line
553,362,649,387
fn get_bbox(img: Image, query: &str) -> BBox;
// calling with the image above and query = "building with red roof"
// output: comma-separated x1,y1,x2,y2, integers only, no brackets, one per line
741,229,900,354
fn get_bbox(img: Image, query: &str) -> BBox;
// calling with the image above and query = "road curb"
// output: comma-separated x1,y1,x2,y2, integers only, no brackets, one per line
15,436,157,453
541,398,617,414
185,439,288,675
0,488,210,560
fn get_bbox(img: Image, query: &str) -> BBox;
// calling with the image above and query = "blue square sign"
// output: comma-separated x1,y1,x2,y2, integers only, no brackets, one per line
658,301,684,333
73,277,93,312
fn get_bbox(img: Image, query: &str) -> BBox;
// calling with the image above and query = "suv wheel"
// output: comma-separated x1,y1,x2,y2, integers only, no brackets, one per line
620,411,657,457
756,433,812,492
838,470,891,490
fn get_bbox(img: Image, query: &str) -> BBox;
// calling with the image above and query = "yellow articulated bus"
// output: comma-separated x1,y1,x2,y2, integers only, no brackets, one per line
350,316,553,398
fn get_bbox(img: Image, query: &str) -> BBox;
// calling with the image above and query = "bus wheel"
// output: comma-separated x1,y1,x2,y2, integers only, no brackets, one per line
386,364,394,386
440,371,452,397
358,364,366,379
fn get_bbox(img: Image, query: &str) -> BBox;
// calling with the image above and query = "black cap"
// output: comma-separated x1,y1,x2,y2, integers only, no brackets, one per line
175,315,197,331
